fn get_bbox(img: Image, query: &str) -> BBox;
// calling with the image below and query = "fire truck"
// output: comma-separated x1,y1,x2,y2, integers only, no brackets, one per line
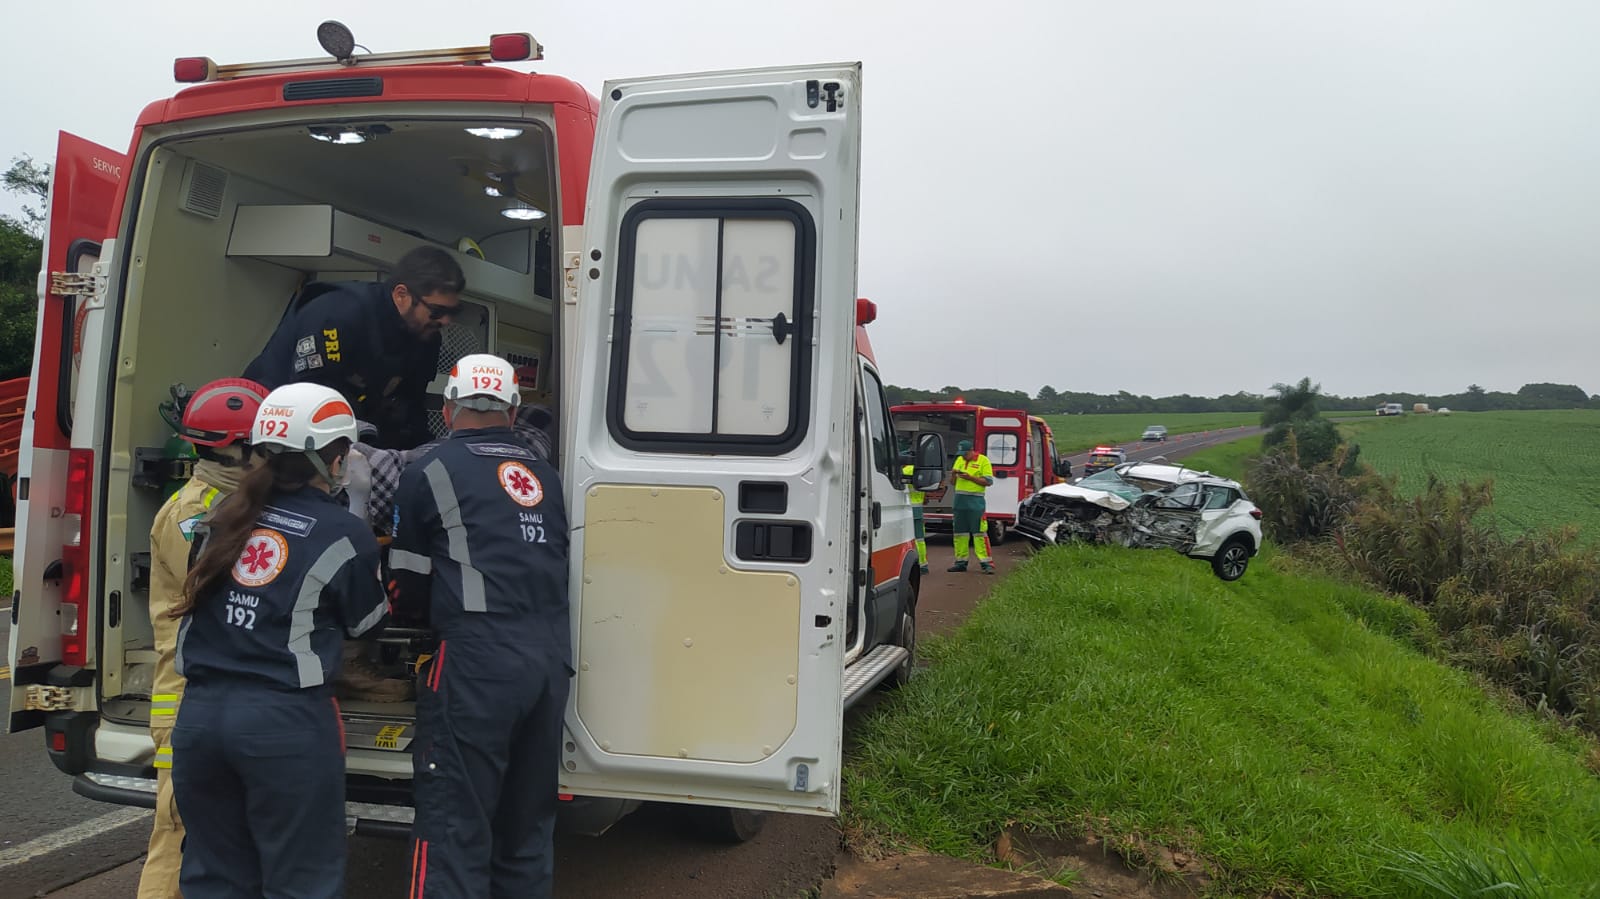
7,24,945,840
891,402,1069,544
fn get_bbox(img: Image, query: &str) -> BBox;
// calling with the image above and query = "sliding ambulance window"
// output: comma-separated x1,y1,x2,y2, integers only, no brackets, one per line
986,432,1019,466
609,200,814,453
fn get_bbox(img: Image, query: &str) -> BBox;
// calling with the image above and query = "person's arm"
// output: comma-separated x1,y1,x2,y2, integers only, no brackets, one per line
385,460,439,618
975,457,995,486
335,530,390,639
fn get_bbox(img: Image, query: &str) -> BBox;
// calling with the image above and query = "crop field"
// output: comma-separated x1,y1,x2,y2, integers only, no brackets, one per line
1041,411,1258,453
1342,409,1600,541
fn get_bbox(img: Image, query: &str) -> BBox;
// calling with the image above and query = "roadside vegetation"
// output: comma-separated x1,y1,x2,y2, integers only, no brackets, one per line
1178,435,1261,483
846,547,1600,896
1040,411,1257,453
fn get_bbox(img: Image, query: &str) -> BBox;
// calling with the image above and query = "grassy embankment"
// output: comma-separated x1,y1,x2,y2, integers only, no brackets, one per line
1341,409,1600,541
845,547,1600,896
1042,412,1258,454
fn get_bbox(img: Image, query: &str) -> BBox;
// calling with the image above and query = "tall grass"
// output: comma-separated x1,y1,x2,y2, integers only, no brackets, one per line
846,548,1600,896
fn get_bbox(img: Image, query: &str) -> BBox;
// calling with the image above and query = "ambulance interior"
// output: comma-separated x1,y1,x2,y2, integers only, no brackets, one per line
95,115,560,765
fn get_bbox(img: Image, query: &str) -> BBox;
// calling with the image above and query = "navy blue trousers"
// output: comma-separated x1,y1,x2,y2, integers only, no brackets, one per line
409,640,570,899
171,684,346,899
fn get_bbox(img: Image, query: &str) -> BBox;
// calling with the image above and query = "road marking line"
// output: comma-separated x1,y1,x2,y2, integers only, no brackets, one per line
0,807,152,869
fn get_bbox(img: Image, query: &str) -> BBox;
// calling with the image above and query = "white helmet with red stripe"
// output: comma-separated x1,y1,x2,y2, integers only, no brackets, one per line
251,383,359,453
445,353,521,411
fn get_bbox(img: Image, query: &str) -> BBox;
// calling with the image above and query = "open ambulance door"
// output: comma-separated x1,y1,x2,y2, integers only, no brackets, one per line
8,133,126,733
564,64,862,815
977,408,1026,541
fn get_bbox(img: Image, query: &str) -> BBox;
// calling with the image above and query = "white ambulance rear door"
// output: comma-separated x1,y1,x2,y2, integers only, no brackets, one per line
564,64,862,814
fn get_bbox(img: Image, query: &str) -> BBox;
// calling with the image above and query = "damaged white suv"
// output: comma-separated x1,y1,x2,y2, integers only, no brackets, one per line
1015,462,1263,580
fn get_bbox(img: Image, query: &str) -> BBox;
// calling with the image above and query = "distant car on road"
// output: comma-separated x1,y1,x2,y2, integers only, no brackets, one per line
1376,403,1405,416
1082,446,1127,476
1141,425,1168,442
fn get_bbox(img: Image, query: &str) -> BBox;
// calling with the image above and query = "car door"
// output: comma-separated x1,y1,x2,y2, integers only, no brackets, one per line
8,133,126,733
1192,484,1241,555
563,64,861,815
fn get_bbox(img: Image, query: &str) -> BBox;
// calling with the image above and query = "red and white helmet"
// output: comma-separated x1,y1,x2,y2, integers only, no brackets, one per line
179,379,269,447
251,383,359,453
445,353,521,411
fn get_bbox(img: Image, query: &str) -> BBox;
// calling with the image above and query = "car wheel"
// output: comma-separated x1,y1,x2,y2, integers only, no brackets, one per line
1211,538,1251,581
683,805,769,843
887,588,917,689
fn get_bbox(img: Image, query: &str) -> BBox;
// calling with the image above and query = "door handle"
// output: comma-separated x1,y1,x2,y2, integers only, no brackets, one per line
870,501,882,530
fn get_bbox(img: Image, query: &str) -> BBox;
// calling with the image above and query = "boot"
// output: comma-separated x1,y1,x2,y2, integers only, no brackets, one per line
947,562,968,573
981,562,996,575
919,564,930,575
335,641,414,702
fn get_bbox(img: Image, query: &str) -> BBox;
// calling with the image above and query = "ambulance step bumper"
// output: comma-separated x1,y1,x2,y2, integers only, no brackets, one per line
842,645,908,709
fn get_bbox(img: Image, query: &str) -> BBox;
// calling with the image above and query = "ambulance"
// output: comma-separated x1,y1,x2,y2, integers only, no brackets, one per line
891,402,1069,544
6,25,946,841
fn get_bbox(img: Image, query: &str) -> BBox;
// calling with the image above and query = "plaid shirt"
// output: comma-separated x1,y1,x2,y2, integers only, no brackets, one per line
347,404,554,531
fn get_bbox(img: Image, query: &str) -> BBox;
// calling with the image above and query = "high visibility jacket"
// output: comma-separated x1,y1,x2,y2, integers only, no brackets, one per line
147,461,243,721
901,464,925,505
177,486,389,690
952,454,994,495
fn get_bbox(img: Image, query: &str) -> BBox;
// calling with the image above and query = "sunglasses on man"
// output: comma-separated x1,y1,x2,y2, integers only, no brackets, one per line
405,289,464,321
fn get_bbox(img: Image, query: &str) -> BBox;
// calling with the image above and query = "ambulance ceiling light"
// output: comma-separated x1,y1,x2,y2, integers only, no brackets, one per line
466,127,524,140
501,199,547,221
308,124,390,145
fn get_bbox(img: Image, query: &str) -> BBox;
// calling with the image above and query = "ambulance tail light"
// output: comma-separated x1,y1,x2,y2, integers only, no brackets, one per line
174,57,217,83
60,448,94,667
489,33,539,62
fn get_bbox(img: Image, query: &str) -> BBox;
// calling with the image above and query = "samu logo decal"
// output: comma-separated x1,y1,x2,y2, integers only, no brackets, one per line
234,529,289,588
498,461,543,508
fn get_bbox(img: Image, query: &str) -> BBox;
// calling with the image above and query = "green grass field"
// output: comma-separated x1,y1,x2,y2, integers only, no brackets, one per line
1042,412,1259,454
1341,410,1600,541
1172,434,1262,483
847,547,1600,896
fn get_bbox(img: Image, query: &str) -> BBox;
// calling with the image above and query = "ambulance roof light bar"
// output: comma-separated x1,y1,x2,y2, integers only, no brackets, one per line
174,22,541,83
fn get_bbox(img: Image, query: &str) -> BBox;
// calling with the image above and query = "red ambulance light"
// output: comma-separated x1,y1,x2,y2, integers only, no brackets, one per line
173,57,216,83
954,397,965,404
489,33,536,62
61,449,95,667
855,298,877,325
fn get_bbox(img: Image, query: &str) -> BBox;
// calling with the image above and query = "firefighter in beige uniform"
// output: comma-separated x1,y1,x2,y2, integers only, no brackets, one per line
137,379,269,898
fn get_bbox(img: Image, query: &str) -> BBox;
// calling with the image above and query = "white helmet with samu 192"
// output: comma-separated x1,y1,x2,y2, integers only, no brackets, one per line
444,353,521,411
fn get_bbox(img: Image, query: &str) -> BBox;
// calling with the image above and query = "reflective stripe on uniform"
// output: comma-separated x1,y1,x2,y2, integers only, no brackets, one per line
349,594,389,639
151,693,180,717
423,460,487,613
288,537,358,688
154,745,173,769
201,487,220,508
388,549,433,574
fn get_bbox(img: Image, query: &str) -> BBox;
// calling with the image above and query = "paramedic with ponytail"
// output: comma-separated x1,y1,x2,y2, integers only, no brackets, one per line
138,378,269,899
170,383,390,898
389,353,571,898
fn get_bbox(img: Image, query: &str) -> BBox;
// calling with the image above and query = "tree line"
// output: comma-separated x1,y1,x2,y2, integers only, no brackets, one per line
885,381,1597,415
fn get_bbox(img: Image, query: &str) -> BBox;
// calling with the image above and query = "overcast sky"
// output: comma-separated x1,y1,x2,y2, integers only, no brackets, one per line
4,1,1597,398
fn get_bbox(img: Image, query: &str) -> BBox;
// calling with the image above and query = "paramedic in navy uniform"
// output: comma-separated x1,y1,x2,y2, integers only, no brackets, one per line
388,353,572,899
169,383,389,898
241,245,466,450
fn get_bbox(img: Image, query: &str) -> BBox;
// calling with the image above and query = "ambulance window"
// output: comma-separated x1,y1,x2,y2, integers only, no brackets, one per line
609,200,814,453
986,432,1019,466
861,367,894,479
